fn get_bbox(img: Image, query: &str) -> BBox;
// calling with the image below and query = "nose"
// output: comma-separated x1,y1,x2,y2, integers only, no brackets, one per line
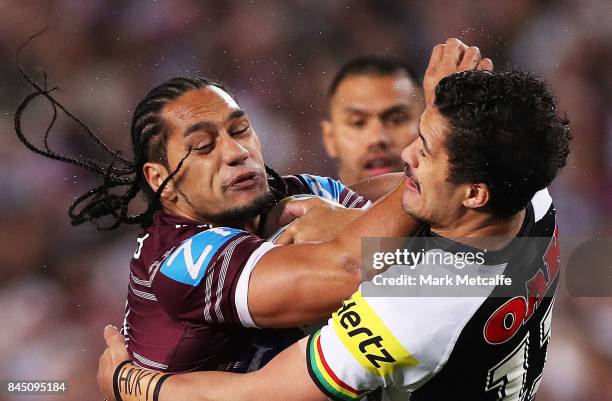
402,139,419,168
220,135,249,166
365,118,392,149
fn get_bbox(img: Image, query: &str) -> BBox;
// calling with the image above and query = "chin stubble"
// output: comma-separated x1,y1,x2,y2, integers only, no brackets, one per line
206,191,274,226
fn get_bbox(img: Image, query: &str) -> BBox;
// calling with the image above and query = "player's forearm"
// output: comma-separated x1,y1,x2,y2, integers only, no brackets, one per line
112,361,311,401
249,182,418,328
283,184,418,318
111,363,254,401
161,338,321,401
332,182,420,266
160,372,254,401
250,239,362,327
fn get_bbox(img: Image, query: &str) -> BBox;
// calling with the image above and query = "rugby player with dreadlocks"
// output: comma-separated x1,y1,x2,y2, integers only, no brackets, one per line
14,32,435,376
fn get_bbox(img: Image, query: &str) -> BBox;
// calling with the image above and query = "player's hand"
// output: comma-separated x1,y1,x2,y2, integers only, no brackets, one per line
423,38,493,105
276,197,365,245
97,325,130,401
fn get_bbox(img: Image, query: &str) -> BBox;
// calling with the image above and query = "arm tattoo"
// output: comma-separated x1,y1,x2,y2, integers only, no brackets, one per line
116,363,169,401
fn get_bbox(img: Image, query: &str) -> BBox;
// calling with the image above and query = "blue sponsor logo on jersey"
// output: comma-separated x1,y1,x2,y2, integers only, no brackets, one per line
160,227,242,286
301,175,345,202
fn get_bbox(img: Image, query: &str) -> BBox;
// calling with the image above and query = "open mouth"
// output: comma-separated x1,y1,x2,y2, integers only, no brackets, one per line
404,165,421,193
226,172,260,191
363,155,396,176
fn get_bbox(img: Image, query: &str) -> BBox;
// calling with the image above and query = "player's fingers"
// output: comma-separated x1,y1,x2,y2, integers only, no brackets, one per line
277,211,297,228
103,325,125,349
278,198,325,226
98,350,110,386
274,224,296,245
98,349,109,373
458,46,481,71
427,43,445,70
98,349,117,401
98,350,109,378
277,200,309,226
443,38,467,67
477,58,494,71
277,202,307,226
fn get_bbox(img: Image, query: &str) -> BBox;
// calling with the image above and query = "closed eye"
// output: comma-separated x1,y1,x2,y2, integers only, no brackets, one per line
346,113,369,129
383,113,409,127
230,126,250,136
193,143,213,153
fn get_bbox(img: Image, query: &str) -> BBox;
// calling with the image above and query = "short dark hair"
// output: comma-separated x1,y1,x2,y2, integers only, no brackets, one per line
435,70,571,217
328,55,419,97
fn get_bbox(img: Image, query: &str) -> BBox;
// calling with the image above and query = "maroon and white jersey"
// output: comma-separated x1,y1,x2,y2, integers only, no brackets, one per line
123,175,369,373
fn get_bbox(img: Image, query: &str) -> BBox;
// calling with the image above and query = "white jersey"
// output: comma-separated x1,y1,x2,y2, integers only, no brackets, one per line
307,189,559,401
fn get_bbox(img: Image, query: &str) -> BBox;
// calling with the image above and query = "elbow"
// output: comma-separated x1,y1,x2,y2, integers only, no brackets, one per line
331,237,362,287
339,253,362,288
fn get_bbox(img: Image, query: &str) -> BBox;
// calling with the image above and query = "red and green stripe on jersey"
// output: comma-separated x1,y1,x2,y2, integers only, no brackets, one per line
307,331,366,401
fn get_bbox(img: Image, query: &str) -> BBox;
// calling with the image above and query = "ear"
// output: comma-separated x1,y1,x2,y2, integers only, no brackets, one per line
321,119,338,159
143,162,176,201
462,182,490,209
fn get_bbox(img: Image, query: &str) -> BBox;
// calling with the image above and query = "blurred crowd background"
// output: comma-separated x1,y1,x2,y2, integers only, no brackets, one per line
0,1,610,400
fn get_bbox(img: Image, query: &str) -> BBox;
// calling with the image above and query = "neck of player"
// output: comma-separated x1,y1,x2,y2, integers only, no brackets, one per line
430,208,526,250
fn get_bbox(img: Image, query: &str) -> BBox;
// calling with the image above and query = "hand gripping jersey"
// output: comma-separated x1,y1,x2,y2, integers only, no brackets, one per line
124,175,369,373
307,189,559,401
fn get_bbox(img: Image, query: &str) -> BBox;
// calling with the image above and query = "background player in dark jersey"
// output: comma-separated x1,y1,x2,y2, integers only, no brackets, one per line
321,56,423,185
96,37,572,400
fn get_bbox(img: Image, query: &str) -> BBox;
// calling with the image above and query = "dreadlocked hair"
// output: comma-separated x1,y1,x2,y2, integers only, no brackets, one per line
14,30,288,231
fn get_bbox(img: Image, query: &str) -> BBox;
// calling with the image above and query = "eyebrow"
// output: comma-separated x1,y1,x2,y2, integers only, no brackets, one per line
183,109,246,137
343,107,369,116
343,104,410,118
228,109,246,121
378,105,410,121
